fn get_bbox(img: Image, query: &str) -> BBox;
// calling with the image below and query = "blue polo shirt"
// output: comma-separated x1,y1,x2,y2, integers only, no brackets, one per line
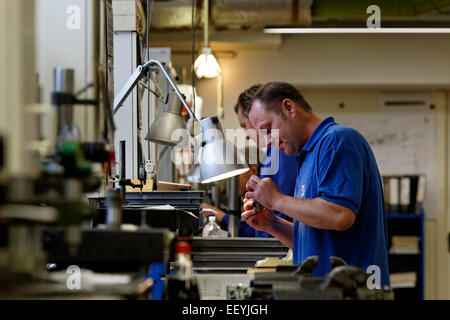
219,147,298,237
293,117,390,286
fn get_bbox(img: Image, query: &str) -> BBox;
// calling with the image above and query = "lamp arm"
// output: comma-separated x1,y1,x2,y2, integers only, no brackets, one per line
114,59,197,121
113,65,144,114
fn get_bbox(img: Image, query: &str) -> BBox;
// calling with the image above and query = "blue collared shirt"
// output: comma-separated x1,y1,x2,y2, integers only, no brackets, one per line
293,117,390,286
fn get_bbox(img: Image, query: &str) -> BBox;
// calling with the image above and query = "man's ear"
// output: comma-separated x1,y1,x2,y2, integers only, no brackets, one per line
282,99,296,119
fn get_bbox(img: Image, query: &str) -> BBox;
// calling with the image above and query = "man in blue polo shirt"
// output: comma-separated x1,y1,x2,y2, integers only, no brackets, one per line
242,82,390,287
215,84,298,238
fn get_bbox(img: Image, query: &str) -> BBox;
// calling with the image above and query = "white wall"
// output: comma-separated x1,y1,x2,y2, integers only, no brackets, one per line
181,33,450,130
35,0,97,142
0,0,38,177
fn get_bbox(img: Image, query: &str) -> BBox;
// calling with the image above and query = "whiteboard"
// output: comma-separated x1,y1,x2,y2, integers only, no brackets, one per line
333,113,436,219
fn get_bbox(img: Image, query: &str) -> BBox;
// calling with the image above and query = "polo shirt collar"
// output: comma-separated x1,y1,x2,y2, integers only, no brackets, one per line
301,116,336,152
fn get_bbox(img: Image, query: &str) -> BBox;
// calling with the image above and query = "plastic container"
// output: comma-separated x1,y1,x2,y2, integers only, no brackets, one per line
202,216,222,238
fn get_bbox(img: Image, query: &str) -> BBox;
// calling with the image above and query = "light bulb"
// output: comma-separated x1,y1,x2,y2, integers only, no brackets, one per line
194,47,220,79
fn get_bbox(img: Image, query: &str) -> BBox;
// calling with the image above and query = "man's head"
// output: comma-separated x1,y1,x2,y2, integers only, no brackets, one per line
249,82,315,156
234,84,262,142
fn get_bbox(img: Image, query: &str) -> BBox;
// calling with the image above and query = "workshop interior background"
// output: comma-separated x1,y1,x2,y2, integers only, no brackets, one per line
1,0,450,300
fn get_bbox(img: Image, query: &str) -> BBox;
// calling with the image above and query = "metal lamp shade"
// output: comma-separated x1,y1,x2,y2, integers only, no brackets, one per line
146,90,186,146
197,116,249,183
146,111,186,146
199,138,249,184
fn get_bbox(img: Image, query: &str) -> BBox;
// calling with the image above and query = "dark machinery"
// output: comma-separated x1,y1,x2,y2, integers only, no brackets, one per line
250,256,394,300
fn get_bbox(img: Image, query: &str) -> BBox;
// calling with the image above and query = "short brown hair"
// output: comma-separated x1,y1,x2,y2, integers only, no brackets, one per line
251,82,312,114
234,84,263,116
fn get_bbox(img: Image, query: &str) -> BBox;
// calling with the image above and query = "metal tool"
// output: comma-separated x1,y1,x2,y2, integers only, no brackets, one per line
252,200,262,211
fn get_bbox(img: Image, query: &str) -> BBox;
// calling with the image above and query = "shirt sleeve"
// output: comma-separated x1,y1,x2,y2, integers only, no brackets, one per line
219,214,229,230
238,221,257,237
316,131,364,215
254,230,272,238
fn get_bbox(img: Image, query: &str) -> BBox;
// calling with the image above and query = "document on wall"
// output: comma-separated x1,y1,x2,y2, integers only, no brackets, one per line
334,113,436,219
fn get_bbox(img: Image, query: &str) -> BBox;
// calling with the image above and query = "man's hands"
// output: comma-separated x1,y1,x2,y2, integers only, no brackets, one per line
241,198,275,232
241,175,295,248
241,175,284,233
244,175,284,211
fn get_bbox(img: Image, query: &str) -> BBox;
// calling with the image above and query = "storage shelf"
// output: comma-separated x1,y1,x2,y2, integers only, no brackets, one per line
388,252,420,256
386,211,424,300
391,284,417,289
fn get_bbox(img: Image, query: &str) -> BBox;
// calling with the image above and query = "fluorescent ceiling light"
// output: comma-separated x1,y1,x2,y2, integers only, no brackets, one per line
264,28,450,34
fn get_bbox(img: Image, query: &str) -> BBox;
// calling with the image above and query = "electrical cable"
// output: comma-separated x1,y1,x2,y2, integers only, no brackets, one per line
191,0,196,116
147,0,151,159
412,0,417,16
147,0,155,159
139,80,160,99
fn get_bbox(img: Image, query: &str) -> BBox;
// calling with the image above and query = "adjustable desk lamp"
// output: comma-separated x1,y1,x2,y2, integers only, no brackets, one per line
114,59,249,184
